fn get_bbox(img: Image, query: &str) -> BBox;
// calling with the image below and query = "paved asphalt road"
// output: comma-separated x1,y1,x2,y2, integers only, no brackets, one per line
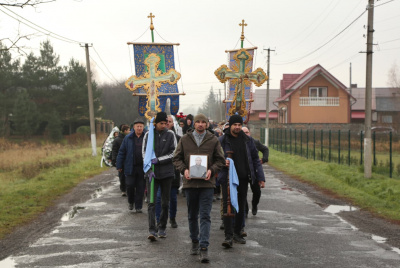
1,165,400,267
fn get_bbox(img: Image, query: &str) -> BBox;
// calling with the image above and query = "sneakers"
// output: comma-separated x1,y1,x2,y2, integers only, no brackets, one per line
170,218,178,228
240,228,247,237
252,205,258,215
121,192,127,197
158,229,167,238
190,241,199,255
222,238,232,248
233,234,246,244
147,232,157,241
128,203,134,210
136,209,142,213
199,248,209,263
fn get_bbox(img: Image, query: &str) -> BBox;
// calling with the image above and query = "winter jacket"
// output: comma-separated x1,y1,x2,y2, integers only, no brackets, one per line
173,129,225,189
116,130,146,176
111,133,125,166
218,129,265,185
254,139,269,163
142,127,177,180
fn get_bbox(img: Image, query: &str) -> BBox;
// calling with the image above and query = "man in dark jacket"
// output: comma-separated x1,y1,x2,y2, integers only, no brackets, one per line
143,112,177,241
116,118,146,212
112,124,130,196
218,115,265,248
155,115,181,228
242,126,268,215
173,113,225,263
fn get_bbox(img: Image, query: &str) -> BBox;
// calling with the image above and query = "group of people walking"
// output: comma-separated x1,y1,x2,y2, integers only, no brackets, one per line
111,112,267,263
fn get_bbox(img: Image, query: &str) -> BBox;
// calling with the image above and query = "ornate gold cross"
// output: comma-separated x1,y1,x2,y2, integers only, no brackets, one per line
214,49,268,117
125,53,181,120
239,19,247,42
148,13,155,30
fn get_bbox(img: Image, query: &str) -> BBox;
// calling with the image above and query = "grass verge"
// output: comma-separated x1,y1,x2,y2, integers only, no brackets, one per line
0,147,107,239
267,148,400,223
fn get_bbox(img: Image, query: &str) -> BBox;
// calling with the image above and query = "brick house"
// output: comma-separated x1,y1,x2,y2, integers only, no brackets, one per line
274,64,356,124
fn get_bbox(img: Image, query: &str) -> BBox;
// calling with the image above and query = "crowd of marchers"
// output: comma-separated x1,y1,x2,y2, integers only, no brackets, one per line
108,112,269,264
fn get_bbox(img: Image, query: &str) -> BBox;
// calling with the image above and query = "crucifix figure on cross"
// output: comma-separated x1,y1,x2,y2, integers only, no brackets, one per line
125,53,181,120
214,48,268,117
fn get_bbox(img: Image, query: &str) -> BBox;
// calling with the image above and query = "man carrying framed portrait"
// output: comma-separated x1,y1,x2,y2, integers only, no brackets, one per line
173,113,225,263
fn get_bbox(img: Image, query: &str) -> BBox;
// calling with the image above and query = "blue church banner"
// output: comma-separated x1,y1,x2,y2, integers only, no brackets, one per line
133,44,180,115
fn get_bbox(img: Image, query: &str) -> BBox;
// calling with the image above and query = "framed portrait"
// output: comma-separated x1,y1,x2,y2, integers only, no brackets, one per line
189,154,208,179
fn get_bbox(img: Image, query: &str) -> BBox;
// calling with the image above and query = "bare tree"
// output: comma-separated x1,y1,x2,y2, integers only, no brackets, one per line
387,62,400,88
0,0,55,8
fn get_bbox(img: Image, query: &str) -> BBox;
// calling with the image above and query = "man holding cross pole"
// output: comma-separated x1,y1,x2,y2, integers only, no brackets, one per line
143,112,177,241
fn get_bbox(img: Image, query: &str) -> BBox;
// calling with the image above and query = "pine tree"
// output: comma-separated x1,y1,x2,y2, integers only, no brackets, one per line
12,90,39,137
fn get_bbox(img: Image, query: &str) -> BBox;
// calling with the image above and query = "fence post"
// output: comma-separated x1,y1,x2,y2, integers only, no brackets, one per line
306,129,309,159
338,130,341,165
295,129,297,155
280,128,283,152
285,128,287,153
290,129,292,154
360,131,363,165
321,129,323,161
300,129,303,157
390,131,393,178
313,129,316,160
373,131,376,166
329,130,331,162
348,130,351,166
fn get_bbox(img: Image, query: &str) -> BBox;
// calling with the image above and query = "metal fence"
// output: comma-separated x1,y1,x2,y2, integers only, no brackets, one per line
261,128,399,178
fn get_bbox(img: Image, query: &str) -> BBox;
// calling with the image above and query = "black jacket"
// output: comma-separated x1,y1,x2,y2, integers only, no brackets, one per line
254,139,269,163
143,127,177,179
111,133,125,166
217,129,265,185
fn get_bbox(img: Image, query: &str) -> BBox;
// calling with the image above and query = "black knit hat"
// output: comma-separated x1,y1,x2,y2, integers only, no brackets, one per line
228,114,243,126
155,112,168,123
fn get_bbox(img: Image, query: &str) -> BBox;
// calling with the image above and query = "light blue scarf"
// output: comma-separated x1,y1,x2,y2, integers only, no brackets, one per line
227,157,239,213
143,118,156,173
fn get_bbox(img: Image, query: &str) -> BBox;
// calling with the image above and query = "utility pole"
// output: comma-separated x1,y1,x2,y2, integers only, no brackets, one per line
264,48,274,146
84,43,97,156
364,0,374,178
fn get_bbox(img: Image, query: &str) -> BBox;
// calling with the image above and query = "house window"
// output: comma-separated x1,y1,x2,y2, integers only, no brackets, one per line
382,115,392,123
309,87,327,97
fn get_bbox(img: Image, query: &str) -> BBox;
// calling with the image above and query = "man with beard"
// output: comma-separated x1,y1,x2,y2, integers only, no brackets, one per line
218,115,265,248
173,113,225,263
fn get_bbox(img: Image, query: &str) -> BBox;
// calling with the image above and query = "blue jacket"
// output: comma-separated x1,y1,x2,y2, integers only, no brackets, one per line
217,129,265,185
116,130,147,176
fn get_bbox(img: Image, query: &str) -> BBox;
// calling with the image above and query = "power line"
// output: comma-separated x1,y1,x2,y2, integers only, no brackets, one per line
0,5,85,44
273,9,367,66
89,55,117,84
92,46,119,83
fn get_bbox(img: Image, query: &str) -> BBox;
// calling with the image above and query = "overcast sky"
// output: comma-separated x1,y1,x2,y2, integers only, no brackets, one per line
1,0,399,113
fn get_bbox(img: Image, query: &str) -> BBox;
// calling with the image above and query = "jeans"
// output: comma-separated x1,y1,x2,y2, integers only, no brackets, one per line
125,167,145,209
185,188,214,249
222,178,248,238
156,186,178,222
147,177,173,232
118,170,126,192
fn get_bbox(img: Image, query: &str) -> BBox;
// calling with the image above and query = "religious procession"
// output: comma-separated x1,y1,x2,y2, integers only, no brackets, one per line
108,13,269,264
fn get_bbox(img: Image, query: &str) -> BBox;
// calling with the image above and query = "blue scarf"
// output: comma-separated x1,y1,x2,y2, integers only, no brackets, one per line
143,118,156,173
227,157,239,212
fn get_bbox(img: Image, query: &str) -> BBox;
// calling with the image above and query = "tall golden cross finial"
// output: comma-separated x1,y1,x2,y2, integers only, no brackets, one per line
239,19,247,41
148,12,155,30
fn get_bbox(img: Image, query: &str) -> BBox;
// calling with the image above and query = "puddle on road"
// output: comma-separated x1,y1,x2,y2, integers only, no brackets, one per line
323,205,358,214
372,234,387,243
0,256,16,268
61,206,85,222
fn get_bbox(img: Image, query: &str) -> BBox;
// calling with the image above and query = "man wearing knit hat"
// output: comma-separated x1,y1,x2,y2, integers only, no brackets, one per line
173,113,225,263
217,114,265,248
143,111,177,241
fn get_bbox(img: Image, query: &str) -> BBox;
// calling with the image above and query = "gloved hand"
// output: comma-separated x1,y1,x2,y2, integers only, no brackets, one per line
147,170,155,183
151,158,158,165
